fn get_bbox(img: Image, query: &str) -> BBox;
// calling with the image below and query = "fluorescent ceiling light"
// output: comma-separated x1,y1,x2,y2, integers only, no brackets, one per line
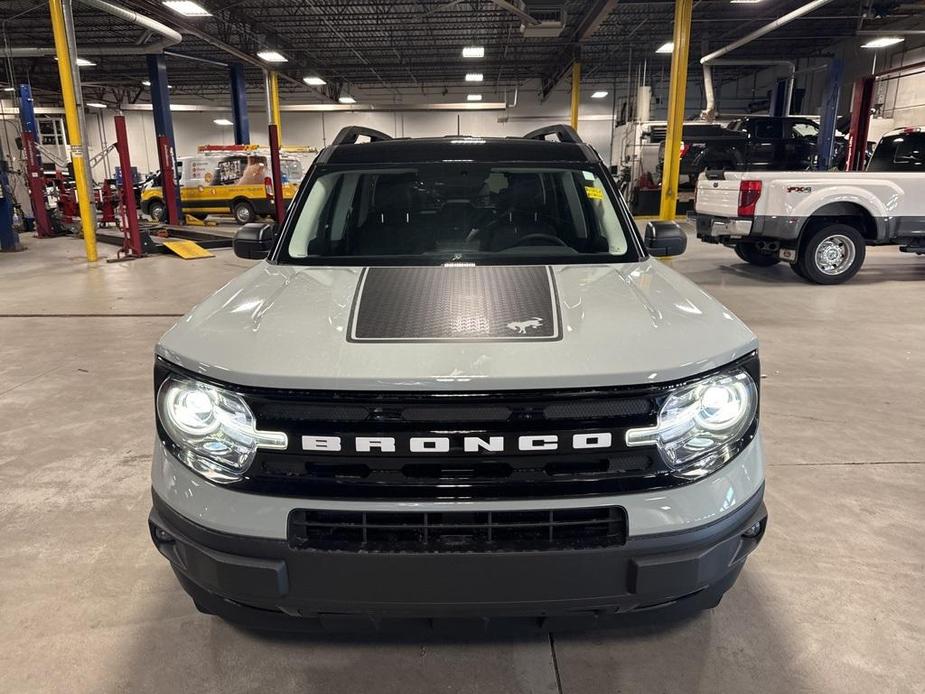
862,37,905,49
465,72,484,82
142,80,151,86
76,57,95,67
3,87,15,92
338,95,356,104
303,76,326,86
591,90,608,99
467,94,482,101
730,0,762,4
86,102,107,109
162,1,211,16
656,42,674,54
257,50,288,63
462,46,485,58
213,118,233,126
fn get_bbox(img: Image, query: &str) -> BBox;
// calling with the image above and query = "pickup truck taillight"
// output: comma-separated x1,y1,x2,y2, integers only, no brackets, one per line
737,180,762,217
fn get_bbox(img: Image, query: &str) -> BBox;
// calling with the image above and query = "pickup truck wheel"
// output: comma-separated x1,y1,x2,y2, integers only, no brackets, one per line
797,224,866,284
734,243,780,267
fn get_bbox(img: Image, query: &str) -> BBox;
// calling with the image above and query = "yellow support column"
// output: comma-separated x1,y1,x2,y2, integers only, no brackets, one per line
570,62,581,131
268,71,282,144
49,0,97,262
659,0,693,221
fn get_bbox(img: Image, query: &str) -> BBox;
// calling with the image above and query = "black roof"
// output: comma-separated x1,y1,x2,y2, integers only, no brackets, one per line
319,135,596,166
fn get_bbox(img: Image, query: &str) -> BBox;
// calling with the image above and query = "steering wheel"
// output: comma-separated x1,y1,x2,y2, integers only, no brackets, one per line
503,233,569,249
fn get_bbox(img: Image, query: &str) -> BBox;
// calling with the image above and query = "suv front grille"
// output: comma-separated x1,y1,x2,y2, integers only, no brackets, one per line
156,354,762,501
288,506,628,553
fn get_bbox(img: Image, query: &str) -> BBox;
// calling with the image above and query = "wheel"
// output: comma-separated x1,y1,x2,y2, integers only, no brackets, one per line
148,200,165,222
734,242,780,267
796,223,866,284
232,200,256,224
789,262,808,279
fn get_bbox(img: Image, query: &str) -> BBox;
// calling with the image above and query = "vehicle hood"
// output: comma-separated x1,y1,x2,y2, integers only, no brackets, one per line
156,260,758,391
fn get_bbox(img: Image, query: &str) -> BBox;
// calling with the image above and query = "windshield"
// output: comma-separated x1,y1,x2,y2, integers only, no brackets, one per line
279,164,637,264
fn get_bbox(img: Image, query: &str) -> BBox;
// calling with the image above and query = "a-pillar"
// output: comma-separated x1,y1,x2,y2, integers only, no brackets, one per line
146,53,182,224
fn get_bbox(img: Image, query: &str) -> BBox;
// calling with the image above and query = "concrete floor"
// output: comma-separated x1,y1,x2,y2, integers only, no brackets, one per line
1,231,923,693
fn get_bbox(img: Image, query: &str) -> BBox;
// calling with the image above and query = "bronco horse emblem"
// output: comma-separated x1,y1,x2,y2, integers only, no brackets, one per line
506,317,544,335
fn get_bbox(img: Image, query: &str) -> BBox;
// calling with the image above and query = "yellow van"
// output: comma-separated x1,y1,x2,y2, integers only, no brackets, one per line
140,145,311,224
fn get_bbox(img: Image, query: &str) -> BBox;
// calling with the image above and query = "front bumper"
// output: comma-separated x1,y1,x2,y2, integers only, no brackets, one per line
149,485,766,627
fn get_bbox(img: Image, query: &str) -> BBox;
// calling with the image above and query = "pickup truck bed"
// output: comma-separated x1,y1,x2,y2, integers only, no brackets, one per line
695,170,925,284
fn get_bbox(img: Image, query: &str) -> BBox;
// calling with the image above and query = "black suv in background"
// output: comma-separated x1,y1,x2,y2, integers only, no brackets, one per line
664,116,848,181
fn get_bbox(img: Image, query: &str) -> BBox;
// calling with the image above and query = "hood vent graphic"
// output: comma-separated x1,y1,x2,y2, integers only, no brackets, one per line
349,266,561,342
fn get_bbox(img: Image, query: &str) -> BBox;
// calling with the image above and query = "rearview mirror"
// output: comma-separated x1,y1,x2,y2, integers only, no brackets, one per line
644,221,687,257
233,222,277,260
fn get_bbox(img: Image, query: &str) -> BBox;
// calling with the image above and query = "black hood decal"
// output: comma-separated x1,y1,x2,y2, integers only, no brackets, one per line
349,266,561,342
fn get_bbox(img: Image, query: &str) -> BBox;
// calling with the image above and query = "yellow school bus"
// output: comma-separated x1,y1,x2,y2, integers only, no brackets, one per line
140,144,313,224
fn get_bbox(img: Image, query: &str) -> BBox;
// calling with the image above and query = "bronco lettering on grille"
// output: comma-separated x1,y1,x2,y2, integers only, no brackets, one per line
301,433,614,454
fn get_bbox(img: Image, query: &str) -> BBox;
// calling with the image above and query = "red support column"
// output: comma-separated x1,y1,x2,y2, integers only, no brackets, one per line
158,136,181,225
268,123,286,224
114,115,143,256
846,77,874,172
20,131,53,237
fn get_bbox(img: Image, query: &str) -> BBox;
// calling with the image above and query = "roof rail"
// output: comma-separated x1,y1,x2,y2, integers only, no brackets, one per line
330,126,393,146
522,124,583,144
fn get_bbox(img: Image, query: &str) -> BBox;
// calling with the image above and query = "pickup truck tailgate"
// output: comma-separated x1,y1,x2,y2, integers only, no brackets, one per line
696,178,740,217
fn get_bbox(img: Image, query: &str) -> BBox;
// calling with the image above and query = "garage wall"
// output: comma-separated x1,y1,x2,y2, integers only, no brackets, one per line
81,75,710,182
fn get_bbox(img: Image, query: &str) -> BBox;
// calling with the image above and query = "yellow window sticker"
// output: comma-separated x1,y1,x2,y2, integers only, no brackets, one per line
584,186,603,200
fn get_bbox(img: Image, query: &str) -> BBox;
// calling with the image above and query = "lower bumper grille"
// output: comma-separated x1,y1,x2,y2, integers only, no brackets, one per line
288,506,628,553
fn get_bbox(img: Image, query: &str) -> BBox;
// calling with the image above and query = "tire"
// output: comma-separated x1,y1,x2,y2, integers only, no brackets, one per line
734,242,780,267
232,200,256,225
148,200,165,222
789,262,808,280
796,223,866,284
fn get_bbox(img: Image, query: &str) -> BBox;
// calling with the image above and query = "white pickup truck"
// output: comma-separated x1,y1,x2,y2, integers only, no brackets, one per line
694,127,925,284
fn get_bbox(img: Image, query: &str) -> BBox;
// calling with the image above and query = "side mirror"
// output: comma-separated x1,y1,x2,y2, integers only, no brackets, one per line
233,222,276,260
644,221,687,257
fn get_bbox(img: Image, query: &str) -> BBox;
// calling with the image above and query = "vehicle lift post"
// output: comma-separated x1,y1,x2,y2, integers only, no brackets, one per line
17,84,53,238
112,114,144,258
265,70,286,224
147,53,182,224
846,77,874,171
816,59,842,170
229,63,250,145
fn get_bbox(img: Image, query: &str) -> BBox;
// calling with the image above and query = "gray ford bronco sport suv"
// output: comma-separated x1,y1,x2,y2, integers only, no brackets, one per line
149,125,767,630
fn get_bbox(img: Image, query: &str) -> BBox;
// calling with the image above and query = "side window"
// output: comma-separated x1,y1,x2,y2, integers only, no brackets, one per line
752,120,781,139
868,134,925,171
791,120,818,139
894,134,925,167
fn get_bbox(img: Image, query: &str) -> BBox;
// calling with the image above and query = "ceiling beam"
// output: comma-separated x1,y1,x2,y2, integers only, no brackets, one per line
540,0,621,100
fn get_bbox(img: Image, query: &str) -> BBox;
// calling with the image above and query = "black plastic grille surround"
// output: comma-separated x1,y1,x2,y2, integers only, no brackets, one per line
154,352,760,501
288,506,628,553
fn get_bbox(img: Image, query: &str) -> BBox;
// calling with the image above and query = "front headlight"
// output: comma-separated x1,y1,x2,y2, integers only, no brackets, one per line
626,368,757,479
156,375,287,483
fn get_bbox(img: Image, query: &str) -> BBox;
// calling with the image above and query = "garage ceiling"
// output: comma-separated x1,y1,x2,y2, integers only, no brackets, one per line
2,0,922,105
